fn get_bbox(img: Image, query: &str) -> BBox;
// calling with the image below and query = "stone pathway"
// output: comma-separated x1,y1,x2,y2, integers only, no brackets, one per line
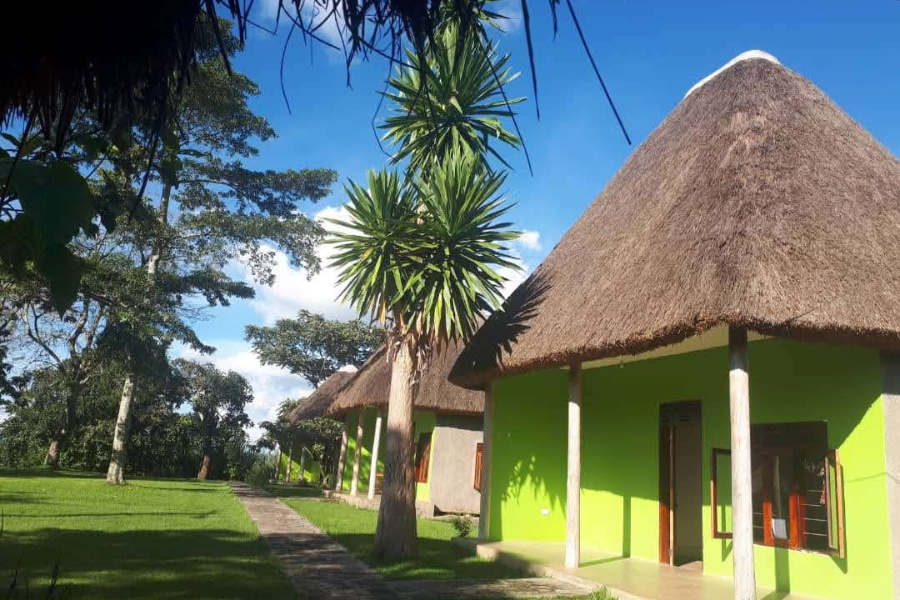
230,482,592,600
230,482,395,600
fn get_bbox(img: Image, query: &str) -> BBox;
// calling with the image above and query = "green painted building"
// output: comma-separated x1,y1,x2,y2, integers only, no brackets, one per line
328,343,485,516
280,370,356,485
450,52,900,600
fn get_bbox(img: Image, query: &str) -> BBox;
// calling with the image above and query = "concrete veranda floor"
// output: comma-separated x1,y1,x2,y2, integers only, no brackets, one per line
462,540,822,600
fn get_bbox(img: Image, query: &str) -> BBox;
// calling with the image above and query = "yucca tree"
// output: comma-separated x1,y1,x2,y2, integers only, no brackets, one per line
381,20,524,174
330,7,524,559
330,152,518,558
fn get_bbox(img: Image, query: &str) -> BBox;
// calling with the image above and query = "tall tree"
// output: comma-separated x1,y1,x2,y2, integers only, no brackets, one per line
103,21,337,484
178,360,253,480
246,310,384,388
329,13,523,559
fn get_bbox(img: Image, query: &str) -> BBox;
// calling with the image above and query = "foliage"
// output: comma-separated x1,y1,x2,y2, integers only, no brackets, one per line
331,151,519,346
449,514,473,538
285,499,527,580
381,21,524,174
246,454,278,488
177,360,254,478
246,310,384,387
0,470,300,599
0,358,255,481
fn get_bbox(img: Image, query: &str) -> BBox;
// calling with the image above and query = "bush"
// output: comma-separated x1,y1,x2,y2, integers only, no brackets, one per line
449,514,473,538
245,455,276,488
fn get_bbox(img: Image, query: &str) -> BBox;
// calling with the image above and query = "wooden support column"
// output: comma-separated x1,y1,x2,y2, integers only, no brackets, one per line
298,447,307,483
566,363,583,569
368,410,384,500
478,383,494,539
880,351,900,599
335,425,349,492
350,410,366,496
729,327,757,600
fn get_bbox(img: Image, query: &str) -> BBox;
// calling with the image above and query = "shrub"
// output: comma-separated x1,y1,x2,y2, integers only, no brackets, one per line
449,514,473,538
245,455,276,488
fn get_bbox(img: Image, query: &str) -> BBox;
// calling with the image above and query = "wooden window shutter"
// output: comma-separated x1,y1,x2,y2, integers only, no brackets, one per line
825,449,845,558
710,448,733,539
414,433,433,483
474,443,484,491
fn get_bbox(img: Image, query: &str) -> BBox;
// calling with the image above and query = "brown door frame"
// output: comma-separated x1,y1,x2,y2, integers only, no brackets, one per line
659,422,674,564
659,401,702,565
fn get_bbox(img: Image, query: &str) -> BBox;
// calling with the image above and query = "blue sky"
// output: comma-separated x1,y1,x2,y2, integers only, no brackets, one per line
185,0,900,437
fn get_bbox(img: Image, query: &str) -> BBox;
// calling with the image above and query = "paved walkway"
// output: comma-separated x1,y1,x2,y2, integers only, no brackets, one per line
230,482,591,600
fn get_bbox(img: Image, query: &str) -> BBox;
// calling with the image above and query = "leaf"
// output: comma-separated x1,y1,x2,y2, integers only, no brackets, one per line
12,159,95,245
36,244,83,315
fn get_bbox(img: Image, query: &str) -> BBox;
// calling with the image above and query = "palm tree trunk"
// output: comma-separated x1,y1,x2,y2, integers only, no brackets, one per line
373,339,419,559
274,447,283,481
106,374,134,484
106,183,172,484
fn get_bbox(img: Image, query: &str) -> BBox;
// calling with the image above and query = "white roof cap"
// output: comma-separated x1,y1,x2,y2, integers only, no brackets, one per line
685,50,781,98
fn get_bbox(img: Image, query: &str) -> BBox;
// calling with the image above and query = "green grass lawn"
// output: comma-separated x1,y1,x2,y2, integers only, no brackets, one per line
283,498,527,581
0,469,298,599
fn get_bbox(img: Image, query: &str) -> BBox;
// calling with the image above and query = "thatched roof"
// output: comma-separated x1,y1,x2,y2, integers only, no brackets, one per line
451,51,900,389
328,341,484,417
288,371,355,423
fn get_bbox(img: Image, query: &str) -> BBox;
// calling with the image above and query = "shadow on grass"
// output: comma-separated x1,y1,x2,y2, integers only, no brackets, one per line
263,485,324,500
327,533,529,581
0,469,103,481
0,527,295,600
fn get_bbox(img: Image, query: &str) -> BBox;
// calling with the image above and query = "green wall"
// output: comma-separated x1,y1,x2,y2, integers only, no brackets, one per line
340,409,385,494
339,408,436,501
278,443,321,483
489,338,892,600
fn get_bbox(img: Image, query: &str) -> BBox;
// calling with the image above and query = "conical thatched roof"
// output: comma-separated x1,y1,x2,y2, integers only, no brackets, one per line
328,341,484,417
451,51,900,389
288,371,355,423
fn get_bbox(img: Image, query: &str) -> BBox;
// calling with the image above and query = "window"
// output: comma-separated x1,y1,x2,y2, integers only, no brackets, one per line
473,443,484,491
414,432,432,483
711,422,844,556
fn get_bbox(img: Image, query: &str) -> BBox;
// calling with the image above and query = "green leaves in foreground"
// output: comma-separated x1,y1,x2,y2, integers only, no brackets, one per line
329,151,519,343
0,156,96,313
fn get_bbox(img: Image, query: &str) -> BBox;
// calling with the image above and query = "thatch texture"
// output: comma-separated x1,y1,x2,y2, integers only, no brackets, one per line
451,54,900,389
328,342,484,417
289,371,355,423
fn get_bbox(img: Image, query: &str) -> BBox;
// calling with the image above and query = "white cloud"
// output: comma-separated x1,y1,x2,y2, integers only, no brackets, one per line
255,0,345,51
176,342,312,442
237,205,359,323
516,229,541,251
493,0,523,34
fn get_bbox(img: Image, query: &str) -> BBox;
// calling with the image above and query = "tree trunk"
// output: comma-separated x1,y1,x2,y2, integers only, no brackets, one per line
105,183,172,484
198,454,211,480
46,382,80,468
45,439,61,467
106,374,134,485
373,339,419,559
274,447,283,481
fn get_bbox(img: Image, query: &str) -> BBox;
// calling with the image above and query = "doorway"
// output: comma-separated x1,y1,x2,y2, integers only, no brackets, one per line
659,401,703,566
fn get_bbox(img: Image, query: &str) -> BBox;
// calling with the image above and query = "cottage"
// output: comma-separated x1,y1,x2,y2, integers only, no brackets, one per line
451,51,900,600
328,342,485,516
281,370,356,483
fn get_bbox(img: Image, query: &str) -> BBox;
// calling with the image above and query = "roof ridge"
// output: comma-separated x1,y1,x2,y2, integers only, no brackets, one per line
685,50,781,98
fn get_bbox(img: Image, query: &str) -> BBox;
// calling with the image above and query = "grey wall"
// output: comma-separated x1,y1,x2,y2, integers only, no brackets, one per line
429,413,483,514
